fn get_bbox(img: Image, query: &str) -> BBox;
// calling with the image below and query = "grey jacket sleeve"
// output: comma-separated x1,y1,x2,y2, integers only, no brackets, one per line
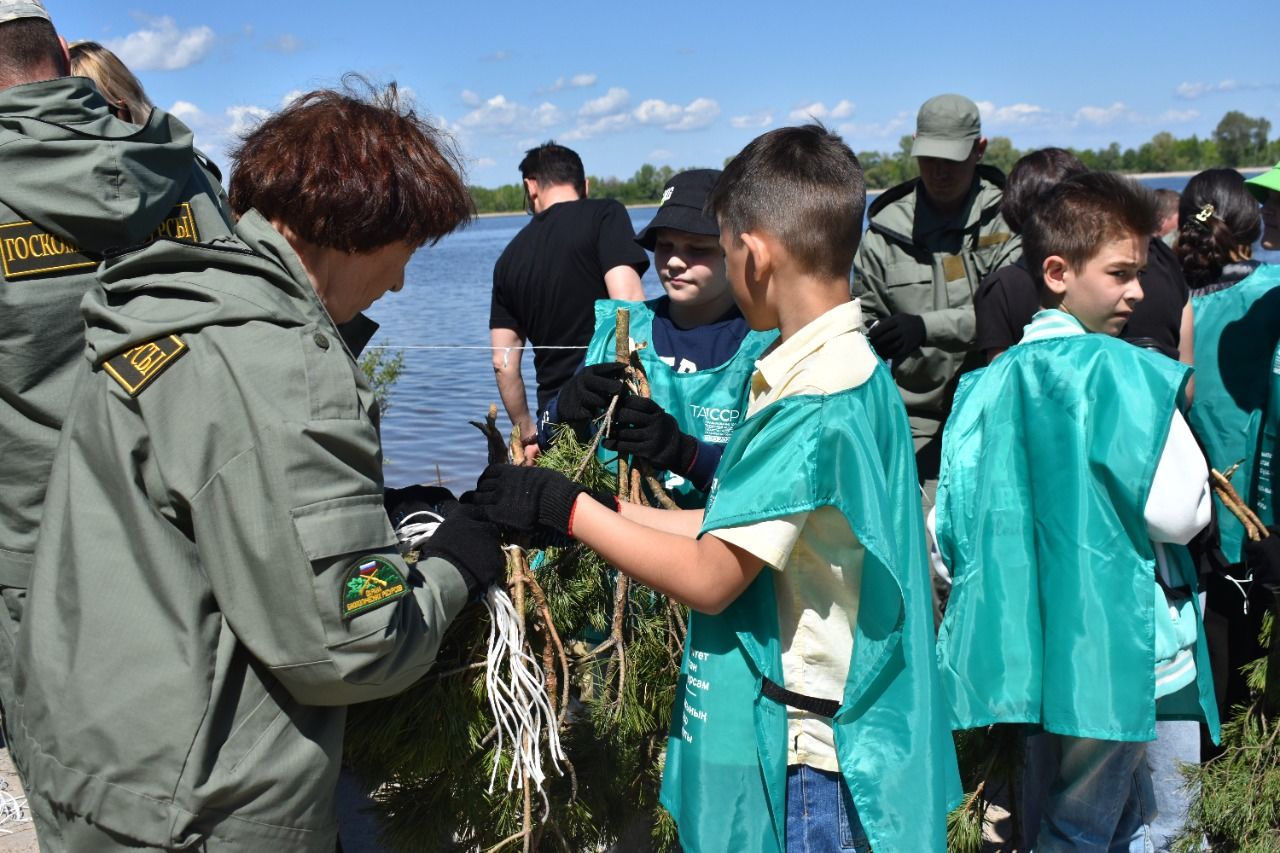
188,413,469,707
852,235,891,327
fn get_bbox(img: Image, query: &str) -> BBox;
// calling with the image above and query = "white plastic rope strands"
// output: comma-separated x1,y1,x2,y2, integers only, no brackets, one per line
394,516,565,797
484,548,565,796
0,777,29,834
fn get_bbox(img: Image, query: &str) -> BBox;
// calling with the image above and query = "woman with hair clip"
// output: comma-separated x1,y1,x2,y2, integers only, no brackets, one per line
68,40,153,124
1178,168,1280,752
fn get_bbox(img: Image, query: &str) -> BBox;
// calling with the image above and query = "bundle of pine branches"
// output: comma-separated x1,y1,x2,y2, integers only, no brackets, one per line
1176,605,1280,853
345,315,686,852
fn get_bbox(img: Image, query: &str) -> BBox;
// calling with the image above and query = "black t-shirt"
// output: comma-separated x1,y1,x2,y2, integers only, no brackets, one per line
648,298,751,374
973,237,1189,359
490,198,649,411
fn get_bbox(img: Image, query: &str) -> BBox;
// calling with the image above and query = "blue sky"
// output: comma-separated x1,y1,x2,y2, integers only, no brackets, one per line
50,1,1279,186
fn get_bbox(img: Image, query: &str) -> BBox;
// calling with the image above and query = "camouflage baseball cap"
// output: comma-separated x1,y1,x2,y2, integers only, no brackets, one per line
911,94,982,162
0,0,49,24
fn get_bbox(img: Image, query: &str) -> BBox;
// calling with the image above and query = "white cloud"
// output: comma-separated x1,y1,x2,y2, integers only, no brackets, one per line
460,90,482,107
266,34,300,54
731,110,773,129
649,148,674,161
633,99,684,126
228,105,271,136
580,87,631,117
1158,108,1200,123
633,97,719,131
474,157,497,168
168,100,204,124
837,111,910,142
1074,101,1134,126
1176,80,1239,100
481,50,510,62
456,94,563,135
280,90,305,108
106,16,215,71
562,112,632,141
788,99,855,122
547,73,598,92
666,97,720,131
975,100,1052,126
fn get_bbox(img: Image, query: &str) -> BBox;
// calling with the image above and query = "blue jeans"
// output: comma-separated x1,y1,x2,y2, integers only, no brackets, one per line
1026,735,1156,853
785,764,870,852
1146,721,1202,851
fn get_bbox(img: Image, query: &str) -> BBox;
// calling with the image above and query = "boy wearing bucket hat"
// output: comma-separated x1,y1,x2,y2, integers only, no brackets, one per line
544,169,776,503
852,93,1020,510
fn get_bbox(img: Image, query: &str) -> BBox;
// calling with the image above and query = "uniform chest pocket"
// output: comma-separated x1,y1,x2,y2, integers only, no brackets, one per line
300,325,368,420
883,263,935,314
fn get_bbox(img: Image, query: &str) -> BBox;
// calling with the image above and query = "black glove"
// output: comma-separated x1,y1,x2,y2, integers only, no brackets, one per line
868,313,926,360
471,464,616,539
605,395,697,475
555,363,628,425
1243,527,1280,590
418,506,505,599
384,485,459,529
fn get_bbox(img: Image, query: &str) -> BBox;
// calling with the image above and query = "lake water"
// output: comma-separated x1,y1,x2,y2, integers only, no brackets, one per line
368,174,1201,490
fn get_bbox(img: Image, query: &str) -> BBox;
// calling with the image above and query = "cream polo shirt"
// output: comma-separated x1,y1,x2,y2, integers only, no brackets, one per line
708,299,879,771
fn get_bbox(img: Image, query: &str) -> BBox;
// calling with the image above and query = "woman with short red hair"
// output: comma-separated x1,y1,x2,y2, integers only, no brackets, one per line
13,82,501,851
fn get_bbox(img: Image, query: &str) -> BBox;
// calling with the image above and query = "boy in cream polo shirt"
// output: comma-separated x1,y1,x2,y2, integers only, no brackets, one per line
473,124,959,853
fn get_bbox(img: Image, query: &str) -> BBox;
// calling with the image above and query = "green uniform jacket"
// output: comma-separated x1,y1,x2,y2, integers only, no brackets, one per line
852,166,1020,434
12,211,469,851
935,335,1218,742
663,370,961,853
0,76,232,592
1186,264,1280,562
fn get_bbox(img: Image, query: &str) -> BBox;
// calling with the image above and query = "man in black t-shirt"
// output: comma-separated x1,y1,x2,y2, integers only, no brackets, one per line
490,141,648,462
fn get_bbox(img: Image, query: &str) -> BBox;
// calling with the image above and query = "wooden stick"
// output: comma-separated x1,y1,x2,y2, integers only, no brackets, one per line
469,403,511,466
511,424,527,466
1212,468,1269,540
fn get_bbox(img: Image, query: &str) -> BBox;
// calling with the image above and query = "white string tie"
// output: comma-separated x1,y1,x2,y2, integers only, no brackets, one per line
393,517,564,799
0,778,30,835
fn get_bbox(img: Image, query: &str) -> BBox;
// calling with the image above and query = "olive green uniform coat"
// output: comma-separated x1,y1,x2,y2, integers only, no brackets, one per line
852,166,1020,445
12,211,470,851
0,76,232,714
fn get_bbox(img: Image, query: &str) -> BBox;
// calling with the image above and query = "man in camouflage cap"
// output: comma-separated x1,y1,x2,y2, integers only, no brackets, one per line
852,93,1020,509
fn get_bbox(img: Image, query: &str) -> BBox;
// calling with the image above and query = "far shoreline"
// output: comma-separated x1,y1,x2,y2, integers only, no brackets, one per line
474,167,1271,218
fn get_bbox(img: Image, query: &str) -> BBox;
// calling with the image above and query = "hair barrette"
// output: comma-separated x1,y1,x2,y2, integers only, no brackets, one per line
1193,202,1216,225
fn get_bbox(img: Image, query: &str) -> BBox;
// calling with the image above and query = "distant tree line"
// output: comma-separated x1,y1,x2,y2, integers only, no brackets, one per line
469,111,1278,214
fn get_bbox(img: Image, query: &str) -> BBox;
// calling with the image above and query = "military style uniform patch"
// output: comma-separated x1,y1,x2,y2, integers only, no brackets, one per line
342,556,409,619
103,335,188,396
0,221,98,281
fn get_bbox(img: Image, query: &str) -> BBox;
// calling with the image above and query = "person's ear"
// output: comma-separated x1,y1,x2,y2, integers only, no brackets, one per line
583,177,590,198
974,137,988,162
739,231,772,284
1042,255,1070,297
58,36,71,76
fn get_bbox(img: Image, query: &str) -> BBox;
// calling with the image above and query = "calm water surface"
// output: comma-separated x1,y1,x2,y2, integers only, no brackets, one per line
370,176,1201,490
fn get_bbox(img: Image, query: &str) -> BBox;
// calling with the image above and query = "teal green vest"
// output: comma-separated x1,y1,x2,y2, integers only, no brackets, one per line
1189,265,1280,560
936,334,1219,742
583,298,776,507
660,365,961,853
